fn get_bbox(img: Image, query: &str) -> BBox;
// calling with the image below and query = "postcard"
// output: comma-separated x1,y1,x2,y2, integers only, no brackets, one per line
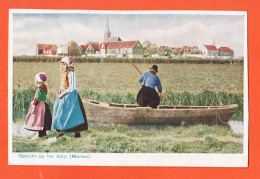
8,9,248,167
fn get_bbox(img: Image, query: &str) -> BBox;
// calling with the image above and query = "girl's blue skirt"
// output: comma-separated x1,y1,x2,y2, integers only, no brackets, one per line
52,90,87,131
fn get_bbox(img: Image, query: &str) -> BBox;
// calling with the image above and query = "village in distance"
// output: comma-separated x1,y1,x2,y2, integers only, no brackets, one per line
34,20,240,60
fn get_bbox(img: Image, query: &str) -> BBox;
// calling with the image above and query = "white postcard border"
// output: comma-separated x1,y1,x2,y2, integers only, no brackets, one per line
8,9,248,167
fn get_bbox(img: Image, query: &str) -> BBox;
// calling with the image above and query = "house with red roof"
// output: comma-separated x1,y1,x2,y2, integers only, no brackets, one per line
43,45,58,55
158,46,171,56
188,46,202,55
79,42,100,56
86,42,100,54
36,44,46,55
100,40,144,58
183,46,201,54
170,47,176,52
183,46,190,54
36,44,57,55
194,50,202,54
79,44,89,56
192,46,200,54
174,47,183,55
200,45,218,57
218,47,234,57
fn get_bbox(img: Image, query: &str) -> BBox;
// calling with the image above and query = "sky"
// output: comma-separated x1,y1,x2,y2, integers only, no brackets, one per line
12,11,246,57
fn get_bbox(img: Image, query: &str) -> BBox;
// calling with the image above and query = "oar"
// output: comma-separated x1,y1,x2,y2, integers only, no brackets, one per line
127,56,142,75
126,56,167,105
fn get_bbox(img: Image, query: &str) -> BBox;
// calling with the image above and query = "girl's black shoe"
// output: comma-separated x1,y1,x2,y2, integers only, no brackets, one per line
57,133,64,138
75,133,81,138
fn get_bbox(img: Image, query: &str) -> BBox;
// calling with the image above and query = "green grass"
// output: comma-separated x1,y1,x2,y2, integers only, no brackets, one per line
12,124,243,153
13,62,243,93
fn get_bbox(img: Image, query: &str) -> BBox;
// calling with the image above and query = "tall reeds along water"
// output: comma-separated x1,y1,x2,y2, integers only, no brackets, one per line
13,88,243,122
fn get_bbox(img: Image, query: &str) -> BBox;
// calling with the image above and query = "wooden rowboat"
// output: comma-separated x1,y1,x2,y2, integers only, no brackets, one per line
83,100,238,125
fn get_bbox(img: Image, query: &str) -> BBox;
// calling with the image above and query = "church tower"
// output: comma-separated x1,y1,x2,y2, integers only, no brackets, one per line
104,18,111,42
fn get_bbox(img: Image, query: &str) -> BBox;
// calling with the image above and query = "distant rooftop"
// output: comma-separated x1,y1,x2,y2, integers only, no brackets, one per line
105,36,122,42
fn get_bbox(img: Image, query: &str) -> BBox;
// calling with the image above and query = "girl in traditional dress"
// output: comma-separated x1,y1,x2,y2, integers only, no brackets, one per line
24,72,52,140
52,57,88,138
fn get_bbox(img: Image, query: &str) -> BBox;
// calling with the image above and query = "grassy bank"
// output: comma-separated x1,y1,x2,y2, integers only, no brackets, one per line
12,124,243,153
13,56,244,64
13,88,243,122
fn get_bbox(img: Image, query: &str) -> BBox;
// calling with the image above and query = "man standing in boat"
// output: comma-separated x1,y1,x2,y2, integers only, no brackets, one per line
137,65,162,109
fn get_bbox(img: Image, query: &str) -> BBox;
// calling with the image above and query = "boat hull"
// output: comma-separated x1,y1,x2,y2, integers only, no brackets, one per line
83,100,238,125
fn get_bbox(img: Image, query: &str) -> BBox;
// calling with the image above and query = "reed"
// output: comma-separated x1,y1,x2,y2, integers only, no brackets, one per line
13,88,243,121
